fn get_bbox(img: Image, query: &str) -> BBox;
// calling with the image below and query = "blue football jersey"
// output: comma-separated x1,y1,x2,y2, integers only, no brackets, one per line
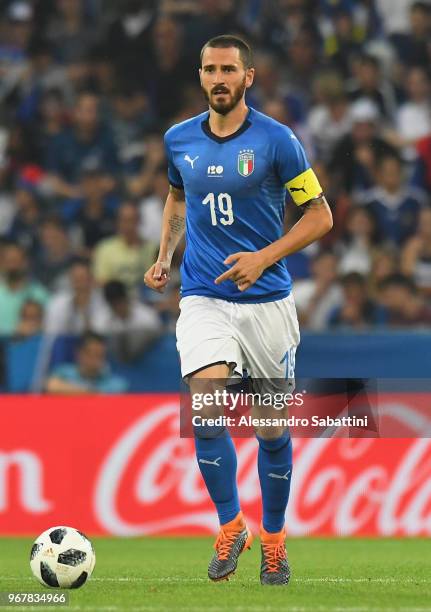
164,107,322,303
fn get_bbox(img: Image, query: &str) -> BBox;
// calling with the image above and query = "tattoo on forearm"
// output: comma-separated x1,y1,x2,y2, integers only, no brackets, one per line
301,195,327,212
170,185,184,198
169,214,185,235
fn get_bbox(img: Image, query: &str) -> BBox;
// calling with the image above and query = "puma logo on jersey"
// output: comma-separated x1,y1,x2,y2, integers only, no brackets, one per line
199,456,221,467
184,154,199,168
290,180,307,194
268,470,291,480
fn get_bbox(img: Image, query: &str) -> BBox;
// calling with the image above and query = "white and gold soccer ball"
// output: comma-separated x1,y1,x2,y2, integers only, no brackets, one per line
30,526,96,589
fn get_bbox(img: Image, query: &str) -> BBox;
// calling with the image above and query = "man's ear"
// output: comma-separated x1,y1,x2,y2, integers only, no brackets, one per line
246,67,255,88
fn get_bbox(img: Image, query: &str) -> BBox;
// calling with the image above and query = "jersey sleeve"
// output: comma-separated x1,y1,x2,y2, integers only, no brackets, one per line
274,127,322,206
164,130,184,190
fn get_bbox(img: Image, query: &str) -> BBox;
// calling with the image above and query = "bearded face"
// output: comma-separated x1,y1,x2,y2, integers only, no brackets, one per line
202,75,247,116
200,46,254,117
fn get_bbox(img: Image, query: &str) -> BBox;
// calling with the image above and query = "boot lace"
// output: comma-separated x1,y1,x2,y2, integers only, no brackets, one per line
214,527,239,561
262,541,286,573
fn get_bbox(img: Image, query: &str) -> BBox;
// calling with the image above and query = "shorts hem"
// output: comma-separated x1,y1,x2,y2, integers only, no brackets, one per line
183,360,242,381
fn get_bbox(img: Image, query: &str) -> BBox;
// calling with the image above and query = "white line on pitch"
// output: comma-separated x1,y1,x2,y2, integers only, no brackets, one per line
5,608,431,612
4,576,431,584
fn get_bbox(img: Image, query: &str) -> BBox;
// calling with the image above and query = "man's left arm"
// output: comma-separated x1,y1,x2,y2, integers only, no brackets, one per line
260,194,333,265
215,129,333,291
215,194,333,291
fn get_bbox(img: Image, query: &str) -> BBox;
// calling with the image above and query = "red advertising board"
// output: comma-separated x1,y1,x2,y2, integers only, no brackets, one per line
0,395,430,536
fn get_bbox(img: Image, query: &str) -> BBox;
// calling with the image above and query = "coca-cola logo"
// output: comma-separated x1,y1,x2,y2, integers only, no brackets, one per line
94,402,431,536
94,403,220,535
0,450,52,513
2,395,430,536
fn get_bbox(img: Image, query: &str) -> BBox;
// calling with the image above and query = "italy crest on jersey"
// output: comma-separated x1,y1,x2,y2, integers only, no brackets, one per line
238,149,254,176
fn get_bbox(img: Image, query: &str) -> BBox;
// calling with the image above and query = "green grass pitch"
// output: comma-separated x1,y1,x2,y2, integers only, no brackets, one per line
0,537,430,611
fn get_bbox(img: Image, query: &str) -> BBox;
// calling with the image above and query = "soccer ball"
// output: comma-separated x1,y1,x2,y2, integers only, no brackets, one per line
30,526,96,589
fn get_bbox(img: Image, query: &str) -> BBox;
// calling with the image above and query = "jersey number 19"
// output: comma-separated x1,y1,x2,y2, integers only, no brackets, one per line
202,192,234,226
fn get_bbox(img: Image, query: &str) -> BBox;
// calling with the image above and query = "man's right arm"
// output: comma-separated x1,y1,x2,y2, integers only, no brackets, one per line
45,376,91,394
159,185,186,264
144,185,186,292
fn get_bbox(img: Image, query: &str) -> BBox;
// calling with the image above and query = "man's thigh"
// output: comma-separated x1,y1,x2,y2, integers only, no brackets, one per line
176,296,244,380
236,294,300,381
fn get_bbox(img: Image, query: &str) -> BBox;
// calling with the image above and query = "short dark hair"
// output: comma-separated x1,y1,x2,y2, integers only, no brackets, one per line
378,274,417,294
78,331,106,351
200,35,253,69
20,299,44,317
341,272,366,288
312,248,335,262
70,256,91,270
359,54,380,70
104,280,128,305
377,152,402,170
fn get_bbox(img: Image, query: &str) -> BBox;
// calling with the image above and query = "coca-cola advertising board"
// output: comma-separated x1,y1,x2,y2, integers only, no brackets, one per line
1,395,430,536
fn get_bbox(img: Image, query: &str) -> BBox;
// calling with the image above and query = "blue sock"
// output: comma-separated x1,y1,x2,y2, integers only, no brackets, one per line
194,429,240,526
257,433,292,533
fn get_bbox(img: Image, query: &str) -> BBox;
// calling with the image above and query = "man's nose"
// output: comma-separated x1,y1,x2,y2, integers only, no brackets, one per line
213,70,226,83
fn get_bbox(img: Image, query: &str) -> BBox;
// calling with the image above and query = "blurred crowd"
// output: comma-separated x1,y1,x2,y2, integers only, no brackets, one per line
1,0,431,380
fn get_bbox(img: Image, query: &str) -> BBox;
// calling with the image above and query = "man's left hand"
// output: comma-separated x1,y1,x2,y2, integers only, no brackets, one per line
214,251,267,292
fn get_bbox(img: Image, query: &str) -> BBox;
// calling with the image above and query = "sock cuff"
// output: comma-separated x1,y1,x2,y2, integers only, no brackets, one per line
256,432,291,452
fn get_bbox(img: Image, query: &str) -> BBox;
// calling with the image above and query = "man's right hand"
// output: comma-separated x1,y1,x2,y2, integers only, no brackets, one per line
144,260,171,293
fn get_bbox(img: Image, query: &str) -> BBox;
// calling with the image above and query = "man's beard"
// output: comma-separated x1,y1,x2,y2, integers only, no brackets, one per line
203,77,247,116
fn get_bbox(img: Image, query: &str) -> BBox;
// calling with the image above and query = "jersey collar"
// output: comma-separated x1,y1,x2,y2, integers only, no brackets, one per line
201,107,253,143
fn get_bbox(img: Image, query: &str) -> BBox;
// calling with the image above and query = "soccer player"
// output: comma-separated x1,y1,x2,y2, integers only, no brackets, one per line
144,35,333,585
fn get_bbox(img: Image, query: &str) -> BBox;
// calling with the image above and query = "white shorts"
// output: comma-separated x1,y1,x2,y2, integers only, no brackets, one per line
176,294,300,380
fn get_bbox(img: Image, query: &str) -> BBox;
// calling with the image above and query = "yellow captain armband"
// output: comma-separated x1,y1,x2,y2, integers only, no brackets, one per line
286,168,323,206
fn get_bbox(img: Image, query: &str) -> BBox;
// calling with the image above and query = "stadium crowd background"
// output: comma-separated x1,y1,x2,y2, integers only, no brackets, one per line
1,0,431,391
